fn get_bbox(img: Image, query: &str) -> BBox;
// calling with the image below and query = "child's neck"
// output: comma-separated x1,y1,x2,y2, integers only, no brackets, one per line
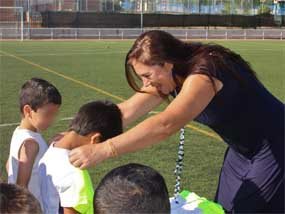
54,131,85,150
19,118,38,133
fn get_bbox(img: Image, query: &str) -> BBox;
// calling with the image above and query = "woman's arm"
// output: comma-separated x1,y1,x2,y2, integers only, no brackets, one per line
118,86,164,127
69,74,222,169
112,74,222,154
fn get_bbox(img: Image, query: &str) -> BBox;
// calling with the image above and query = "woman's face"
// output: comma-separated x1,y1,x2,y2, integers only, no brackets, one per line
132,59,176,95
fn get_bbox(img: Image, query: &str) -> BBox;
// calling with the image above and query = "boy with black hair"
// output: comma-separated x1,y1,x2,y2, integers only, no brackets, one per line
39,100,122,214
94,163,171,214
0,183,42,214
7,78,61,208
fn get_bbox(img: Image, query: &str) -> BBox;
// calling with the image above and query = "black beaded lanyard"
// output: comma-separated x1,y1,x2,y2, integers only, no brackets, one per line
173,90,185,203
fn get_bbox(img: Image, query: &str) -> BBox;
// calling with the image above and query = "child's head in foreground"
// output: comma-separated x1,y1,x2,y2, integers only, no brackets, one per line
94,163,170,214
67,100,123,146
0,183,42,214
19,78,61,131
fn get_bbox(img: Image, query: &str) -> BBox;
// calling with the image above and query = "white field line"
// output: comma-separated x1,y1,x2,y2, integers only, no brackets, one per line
0,111,168,128
0,111,221,140
0,117,74,128
0,111,161,128
0,48,280,57
0,51,126,57
13,49,118,53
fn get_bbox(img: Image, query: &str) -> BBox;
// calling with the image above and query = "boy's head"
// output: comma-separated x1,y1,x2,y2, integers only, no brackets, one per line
94,163,170,214
20,78,61,131
0,183,42,214
68,100,122,144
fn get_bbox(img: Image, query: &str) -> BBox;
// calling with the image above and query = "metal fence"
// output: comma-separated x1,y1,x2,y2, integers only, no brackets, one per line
0,27,284,40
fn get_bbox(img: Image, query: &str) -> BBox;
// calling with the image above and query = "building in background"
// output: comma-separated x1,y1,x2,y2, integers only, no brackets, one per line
1,0,283,15
273,0,285,15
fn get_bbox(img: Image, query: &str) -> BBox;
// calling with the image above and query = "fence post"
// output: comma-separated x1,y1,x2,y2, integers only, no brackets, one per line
28,28,32,40
121,31,124,40
51,28,53,40
225,31,228,40
20,7,23,41
262,31,264,40
281,32,283,40
75,29,78,40
99,30,101,40
205,30,208,40
244,30,246,40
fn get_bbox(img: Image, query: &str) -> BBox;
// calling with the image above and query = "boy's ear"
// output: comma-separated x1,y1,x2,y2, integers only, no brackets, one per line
90,133,102,144
23,105,32,117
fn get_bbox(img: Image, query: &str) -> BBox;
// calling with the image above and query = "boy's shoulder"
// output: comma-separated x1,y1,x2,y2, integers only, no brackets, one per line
11,127,45,146
9,127,47,157
39,143,93,198
39,143,70,168
39,143,80,180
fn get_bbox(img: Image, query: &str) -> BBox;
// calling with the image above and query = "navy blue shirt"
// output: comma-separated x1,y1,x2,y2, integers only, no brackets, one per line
171,45,284,158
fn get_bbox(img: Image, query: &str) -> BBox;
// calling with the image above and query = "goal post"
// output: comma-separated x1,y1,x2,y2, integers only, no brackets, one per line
0,7,24,41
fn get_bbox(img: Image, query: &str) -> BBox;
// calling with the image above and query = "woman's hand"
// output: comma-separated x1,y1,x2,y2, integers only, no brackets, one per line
69,142,111,169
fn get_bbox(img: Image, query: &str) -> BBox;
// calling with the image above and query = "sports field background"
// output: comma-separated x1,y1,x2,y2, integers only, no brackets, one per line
0,40,284,200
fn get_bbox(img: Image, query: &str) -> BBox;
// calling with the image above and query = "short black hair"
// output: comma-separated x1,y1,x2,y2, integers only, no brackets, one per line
0,183,42,214
94,163,170,214
69,100,122,141
19,78,62,113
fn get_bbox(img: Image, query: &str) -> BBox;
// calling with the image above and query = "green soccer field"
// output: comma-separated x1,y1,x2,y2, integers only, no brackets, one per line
0,40,284,200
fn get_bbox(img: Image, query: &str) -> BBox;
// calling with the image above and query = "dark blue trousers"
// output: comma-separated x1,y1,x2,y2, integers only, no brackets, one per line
215,139,284,213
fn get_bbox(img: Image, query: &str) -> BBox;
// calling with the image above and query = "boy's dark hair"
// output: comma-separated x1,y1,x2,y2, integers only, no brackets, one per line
94,163,170,214
19,78,61,113
69,100,123,141
0,183,42,214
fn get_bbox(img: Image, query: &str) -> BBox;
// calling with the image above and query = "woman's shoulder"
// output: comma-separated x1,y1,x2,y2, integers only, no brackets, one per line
192,43,233,59
189,43,253,77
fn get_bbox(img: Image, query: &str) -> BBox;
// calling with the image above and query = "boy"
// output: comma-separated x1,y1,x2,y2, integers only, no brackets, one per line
0,183,42,214
7,78,61,208
39,100,122,214
94,163,171,214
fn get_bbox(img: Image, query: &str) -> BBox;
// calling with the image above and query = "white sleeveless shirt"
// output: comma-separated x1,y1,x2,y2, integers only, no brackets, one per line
8,126,48,208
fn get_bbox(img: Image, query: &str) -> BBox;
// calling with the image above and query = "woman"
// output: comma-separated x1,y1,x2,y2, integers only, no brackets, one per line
69,30,284,213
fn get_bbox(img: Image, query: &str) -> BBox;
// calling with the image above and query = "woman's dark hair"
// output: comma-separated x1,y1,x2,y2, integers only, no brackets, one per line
19,78,62,113
125,30,258,96
69,100,122,141
94,163,170,214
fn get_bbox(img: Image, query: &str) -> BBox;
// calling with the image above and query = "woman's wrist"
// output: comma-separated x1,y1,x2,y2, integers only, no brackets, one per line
105,139,119,159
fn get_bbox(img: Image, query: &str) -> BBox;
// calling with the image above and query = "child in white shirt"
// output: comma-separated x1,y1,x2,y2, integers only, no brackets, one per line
7,78,61,209
39,100,122,214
